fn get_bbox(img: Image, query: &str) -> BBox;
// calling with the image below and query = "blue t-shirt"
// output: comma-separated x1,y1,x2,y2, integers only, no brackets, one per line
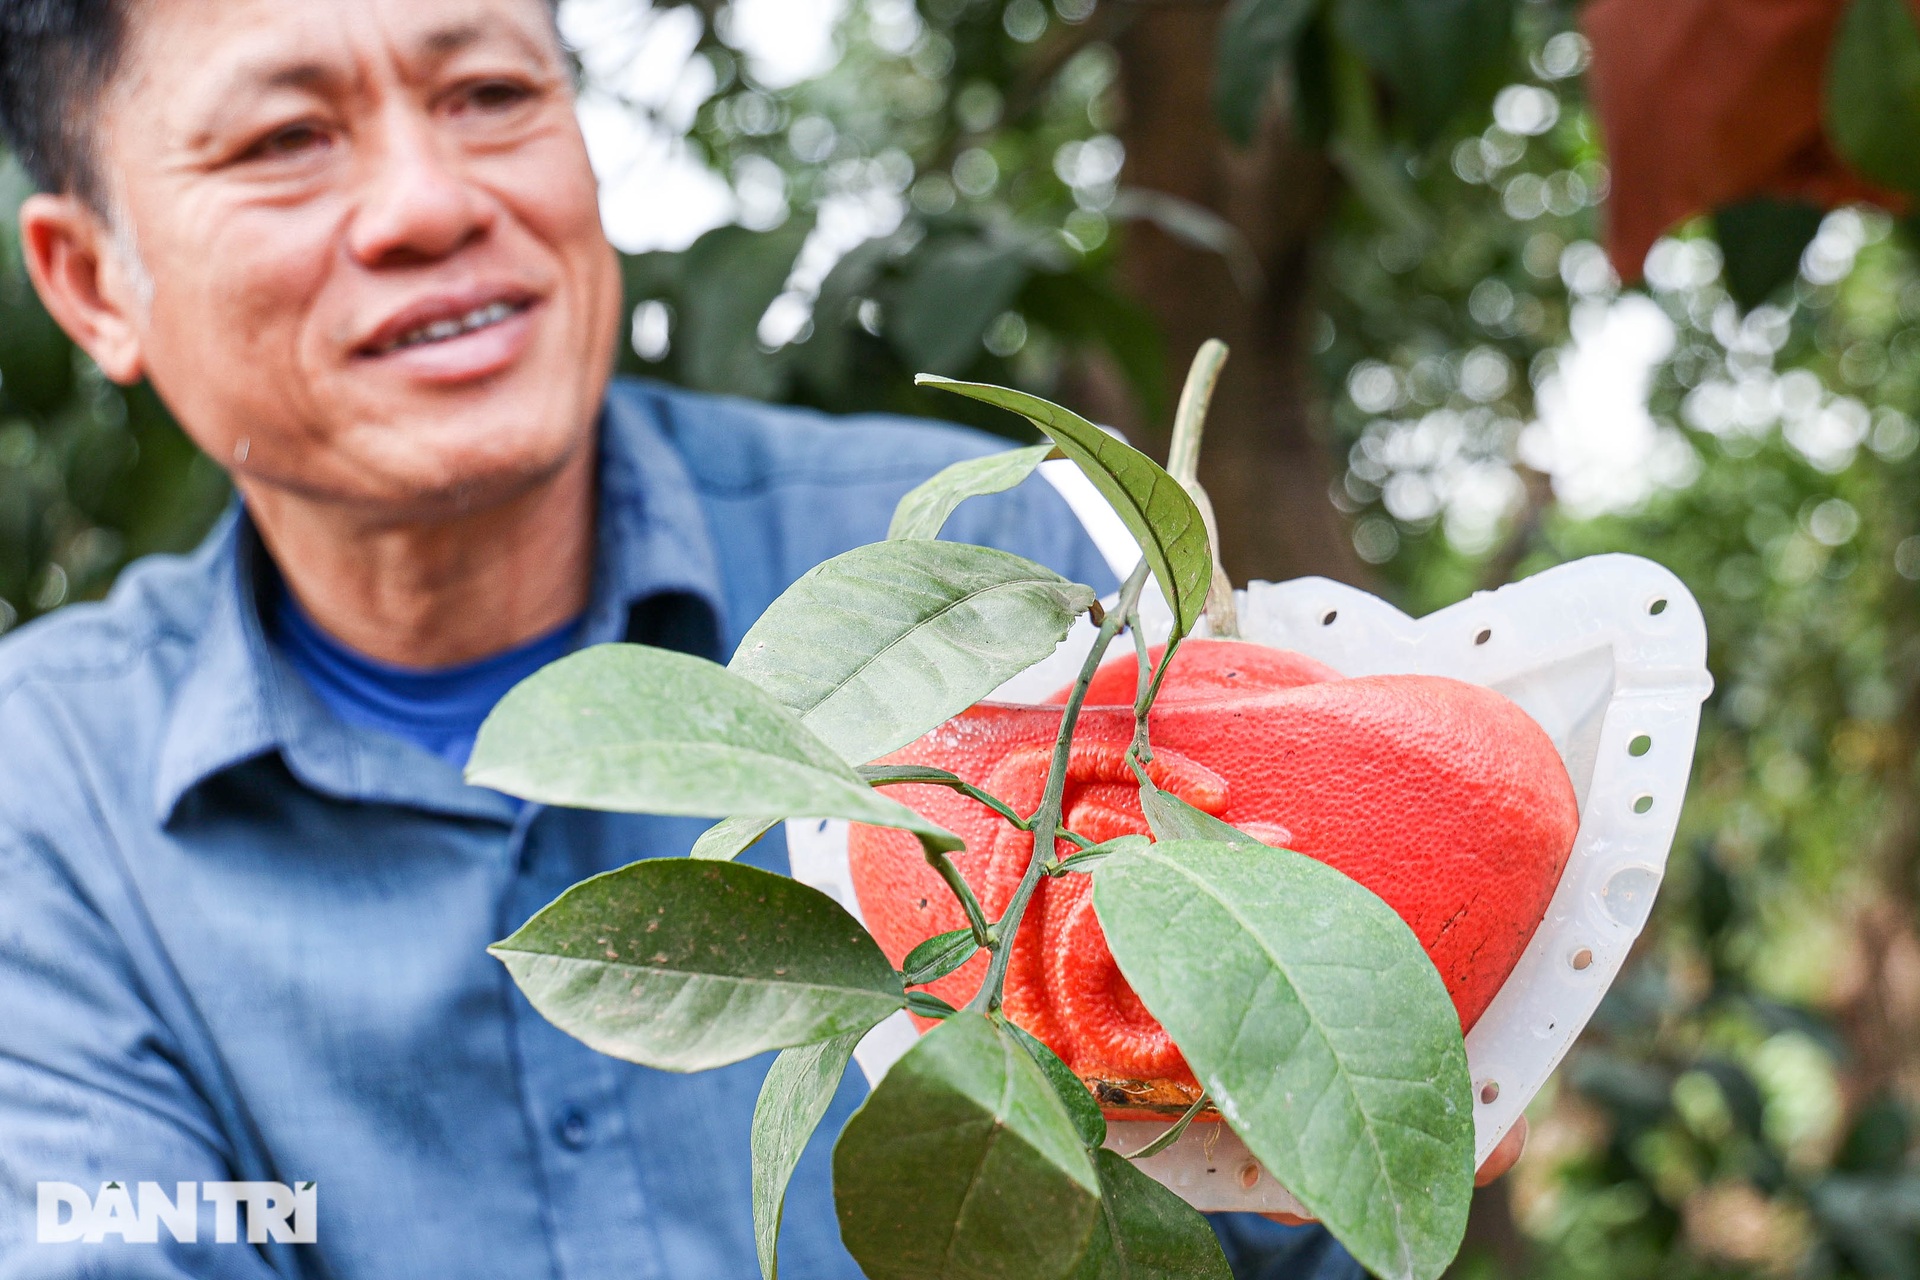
270,582,581,770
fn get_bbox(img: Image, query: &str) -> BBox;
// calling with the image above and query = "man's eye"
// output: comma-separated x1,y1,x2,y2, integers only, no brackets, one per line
458,81,534,113
245,124,329,162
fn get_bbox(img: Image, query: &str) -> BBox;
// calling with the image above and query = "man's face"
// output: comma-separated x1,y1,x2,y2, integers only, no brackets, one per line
94,0,619,518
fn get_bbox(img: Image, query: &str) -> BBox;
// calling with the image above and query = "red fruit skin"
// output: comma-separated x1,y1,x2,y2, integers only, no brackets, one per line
1056,642,1342,708
848,639,1579,1098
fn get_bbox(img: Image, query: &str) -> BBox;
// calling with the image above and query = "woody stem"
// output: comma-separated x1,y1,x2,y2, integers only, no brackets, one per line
966,559,1151,1014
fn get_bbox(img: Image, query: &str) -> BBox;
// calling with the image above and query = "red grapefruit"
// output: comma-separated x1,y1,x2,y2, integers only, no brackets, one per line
848,639,1579,1114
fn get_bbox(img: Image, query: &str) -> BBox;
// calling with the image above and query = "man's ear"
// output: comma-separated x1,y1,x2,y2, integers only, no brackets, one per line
16,193,147,385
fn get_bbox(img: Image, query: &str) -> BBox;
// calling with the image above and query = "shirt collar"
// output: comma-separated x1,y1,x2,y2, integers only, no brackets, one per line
153,385,730,825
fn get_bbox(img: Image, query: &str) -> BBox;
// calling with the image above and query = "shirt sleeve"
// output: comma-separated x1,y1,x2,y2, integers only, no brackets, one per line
0,830,286,1279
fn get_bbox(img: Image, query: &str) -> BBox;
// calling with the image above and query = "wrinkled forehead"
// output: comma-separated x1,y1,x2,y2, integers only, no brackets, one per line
105,0,563,141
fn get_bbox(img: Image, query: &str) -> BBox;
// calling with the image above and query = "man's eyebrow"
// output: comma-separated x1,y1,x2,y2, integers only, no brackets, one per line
419,22,486,58
413,20,554,66
174,58,340,148
257,61,336,92
178,19,557,146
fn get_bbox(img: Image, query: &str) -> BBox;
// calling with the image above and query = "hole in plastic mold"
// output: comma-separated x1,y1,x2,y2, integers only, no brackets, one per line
1474,628,1492,645
1321,609,1338,626
1628,734,1652,757
1648,597,1669,616
1569,947,1594,971
1602,867,1661,928
1632,794,1654,814
1478,1081,1500,1105
1238,1162,1261,1189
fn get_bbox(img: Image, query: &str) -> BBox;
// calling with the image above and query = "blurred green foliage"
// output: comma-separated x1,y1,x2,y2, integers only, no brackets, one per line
1307,13,1920,1273
599,0,1169,435
0,161,229,631
5,0,1920,1275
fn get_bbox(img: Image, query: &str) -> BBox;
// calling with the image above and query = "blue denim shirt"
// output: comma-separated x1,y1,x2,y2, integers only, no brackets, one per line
0,378,1356,1280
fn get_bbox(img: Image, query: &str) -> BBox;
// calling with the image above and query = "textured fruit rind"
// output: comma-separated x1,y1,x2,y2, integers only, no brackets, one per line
847,640,1579,1104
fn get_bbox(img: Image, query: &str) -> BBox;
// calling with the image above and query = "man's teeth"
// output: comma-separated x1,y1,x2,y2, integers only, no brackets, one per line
385,301,519,352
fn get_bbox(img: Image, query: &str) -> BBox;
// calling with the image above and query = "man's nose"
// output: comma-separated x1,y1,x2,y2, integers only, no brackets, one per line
347,107,494,268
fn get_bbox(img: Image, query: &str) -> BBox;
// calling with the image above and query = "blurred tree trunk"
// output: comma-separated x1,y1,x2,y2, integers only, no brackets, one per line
1113,29,1520,1266
1112,5,1368,588
1834,621,1920,1110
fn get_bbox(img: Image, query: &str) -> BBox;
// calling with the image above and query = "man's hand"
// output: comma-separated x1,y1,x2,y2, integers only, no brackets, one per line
1259,1116,1529,1226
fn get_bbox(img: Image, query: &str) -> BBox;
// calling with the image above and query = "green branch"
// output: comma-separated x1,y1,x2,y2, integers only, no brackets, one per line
1125,1091,1211,1161
862,764,1032,832
1129,632,1183,768
865,768,1091,956
1129,609,1155,767
920,837,994,950
967,559,1152,1014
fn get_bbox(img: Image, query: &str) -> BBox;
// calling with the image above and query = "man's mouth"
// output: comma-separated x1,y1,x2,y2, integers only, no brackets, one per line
365,299,532,357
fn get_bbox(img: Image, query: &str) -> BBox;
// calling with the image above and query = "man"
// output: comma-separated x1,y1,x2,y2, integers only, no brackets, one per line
0,1,1513,1276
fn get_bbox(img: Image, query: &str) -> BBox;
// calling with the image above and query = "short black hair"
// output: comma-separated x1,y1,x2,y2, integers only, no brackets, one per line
0,0,124,206
0,0,569,208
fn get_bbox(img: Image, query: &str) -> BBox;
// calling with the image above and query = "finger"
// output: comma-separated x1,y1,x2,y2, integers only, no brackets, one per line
1474,1115,1529,1188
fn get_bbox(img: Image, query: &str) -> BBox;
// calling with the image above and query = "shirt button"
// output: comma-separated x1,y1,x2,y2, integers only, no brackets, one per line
555,1106,592,1150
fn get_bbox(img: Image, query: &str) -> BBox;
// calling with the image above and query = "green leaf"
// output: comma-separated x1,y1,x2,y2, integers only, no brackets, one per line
1332,0,1510,142
730,541,1096,765
907,990,960,1020
889,234,1037,375
468,644,960,851
915,376,1212,637
1053,834,1153,875
1138,783,1266,849
619,221,814,400
1107,192,1264,298
0,269,75,413
1091,839,1474,1280
1074,1150,1234,1280
1007,1020,1107,1149
1290,14,1336,147
1018,273,1169,426
753,1030,864,1280
1327,137,1435,248
1214,0,1321,145
794,233,901,400
834,1013,1102,1280
692,815,781,862
859,763,970,786
888,444,1058,540
1714,199,1824,312
1828,0,1920,199
1123,1092,1209,1161
490,857,905,1072
903,927,983,986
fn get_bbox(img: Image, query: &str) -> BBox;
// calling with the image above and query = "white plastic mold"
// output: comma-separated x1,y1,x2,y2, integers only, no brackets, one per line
788,473,1711,1213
